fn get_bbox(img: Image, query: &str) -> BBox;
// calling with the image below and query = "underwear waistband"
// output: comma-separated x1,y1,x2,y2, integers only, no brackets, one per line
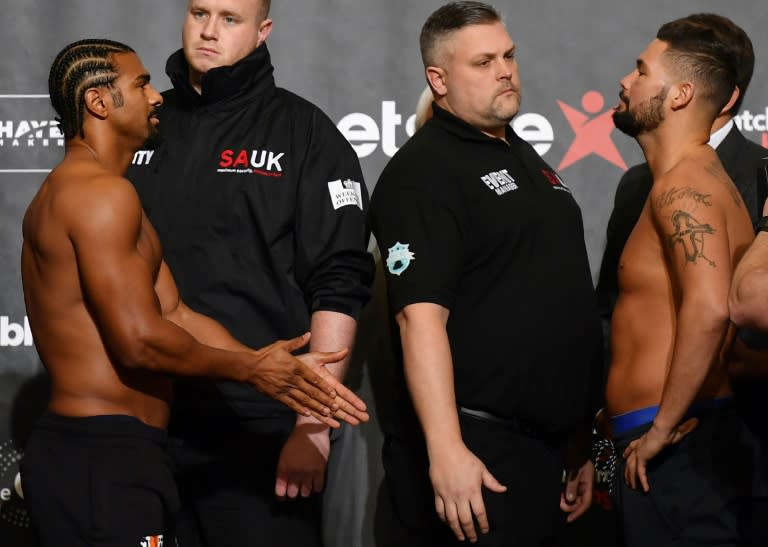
610,397,732,436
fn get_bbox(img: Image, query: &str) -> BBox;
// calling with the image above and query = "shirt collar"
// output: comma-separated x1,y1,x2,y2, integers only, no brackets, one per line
430,103,519,147
707,118,734,150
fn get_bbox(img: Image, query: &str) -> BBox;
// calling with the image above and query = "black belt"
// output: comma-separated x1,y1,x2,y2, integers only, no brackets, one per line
458,406,561,445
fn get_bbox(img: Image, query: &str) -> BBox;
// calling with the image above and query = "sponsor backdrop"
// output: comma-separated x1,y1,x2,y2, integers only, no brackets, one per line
1,1,766,545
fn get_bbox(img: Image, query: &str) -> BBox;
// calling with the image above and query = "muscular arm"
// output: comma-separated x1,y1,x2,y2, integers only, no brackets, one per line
624,177,733,491
652,184,732,433
396,302,505,542
158,263,367,426
69,178,362,424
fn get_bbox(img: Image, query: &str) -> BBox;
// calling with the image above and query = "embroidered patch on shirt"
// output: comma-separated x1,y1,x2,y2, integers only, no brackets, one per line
386,242,415,276
139,535,164,547
541,169,571,192
328,179,363,210
480,169,518,196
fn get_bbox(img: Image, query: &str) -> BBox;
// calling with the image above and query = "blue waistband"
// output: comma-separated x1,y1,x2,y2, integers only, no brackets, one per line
610,397,732,436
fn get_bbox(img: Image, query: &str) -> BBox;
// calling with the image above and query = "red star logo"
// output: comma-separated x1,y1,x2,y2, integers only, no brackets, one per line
558,91,627,171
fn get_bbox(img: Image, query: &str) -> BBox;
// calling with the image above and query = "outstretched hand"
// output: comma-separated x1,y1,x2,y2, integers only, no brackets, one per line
247,333,368,428
296,350,369,427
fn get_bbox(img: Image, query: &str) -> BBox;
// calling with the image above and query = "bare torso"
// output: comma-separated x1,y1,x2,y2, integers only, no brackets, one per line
606,146,754,417
21,150,172,428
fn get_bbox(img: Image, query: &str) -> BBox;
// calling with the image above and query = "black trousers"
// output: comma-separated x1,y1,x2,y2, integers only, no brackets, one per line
612,409,751,547
169,420,322,547
383,413,567,547
735,392,768,547
21,413,178,547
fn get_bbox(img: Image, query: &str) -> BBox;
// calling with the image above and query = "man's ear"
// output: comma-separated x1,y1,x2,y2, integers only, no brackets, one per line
669,81,694,111
426,66,447,98
257,18,273,46
719,86,740,116
83,88,108,120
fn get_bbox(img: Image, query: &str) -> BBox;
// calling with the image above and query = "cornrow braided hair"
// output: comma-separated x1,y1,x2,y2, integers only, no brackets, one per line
48,38,135,140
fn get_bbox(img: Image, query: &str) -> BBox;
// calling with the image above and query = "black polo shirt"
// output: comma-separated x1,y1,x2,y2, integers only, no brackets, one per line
370,104,602,434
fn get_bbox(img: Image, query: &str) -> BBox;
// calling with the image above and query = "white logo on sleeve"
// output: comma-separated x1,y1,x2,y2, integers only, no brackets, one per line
328,179,363,210
386,242,415,276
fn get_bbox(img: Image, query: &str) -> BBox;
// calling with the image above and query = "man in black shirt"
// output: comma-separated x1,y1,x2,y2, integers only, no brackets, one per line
370,2,603,545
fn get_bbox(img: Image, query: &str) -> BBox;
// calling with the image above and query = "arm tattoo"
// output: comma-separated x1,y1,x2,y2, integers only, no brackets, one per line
654,186,712,209
667,209,716,266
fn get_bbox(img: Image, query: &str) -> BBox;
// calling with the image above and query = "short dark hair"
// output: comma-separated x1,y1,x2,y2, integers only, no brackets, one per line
656,13,746,115
420,1,501,67
48,38,135,140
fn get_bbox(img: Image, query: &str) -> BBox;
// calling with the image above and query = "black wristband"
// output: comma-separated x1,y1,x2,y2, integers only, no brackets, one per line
757,216,768,233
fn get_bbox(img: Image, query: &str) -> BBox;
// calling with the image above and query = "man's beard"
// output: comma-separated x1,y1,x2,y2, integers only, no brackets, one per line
143,127,161,148
143,112,162,148
613,86,668,137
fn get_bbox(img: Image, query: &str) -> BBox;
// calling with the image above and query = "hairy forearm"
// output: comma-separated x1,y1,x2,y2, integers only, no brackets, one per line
397,304,463,455
309,310,356,380
295,310,357,426
655,299,729,432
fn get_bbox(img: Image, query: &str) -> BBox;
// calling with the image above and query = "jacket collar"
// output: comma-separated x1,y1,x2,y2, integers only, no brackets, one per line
166,43,276,108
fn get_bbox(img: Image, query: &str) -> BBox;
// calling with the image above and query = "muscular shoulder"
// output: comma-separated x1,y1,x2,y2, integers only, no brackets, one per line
647,152,746,252
52,166,144,242
652,152,733,206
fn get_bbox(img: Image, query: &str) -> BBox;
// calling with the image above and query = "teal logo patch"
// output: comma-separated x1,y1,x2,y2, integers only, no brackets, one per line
386,242,415,276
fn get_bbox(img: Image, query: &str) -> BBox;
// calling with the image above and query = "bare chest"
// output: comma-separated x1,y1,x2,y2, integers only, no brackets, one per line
618,206,670,296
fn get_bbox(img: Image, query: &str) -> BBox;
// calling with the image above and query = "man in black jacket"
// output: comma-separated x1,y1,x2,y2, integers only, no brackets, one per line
126,1,374,546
